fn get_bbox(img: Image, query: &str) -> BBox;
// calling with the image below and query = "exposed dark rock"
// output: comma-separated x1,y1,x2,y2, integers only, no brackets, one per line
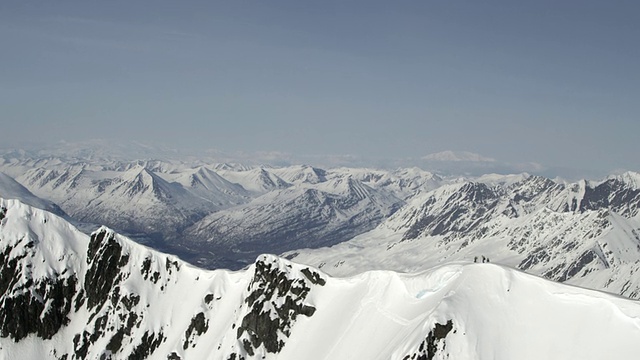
128,330,165,360
557,249,599,282
0,235,79,342
106,329,125,354
74,331,90,359
183,312,209,350
120,294,140,311
0,275,77,341
402,183,501,241
74,314,109,359
518,247,551,271
85,230,128,310
204,293,215,304
165,258,180,275
106,311,139,354
300,268,326,286
226,354,245,360
579,179,640,217
402,320,454,360
74,289,86,311
141,257,152,279
511,176,558,203
236,259,317,355
0,244,21,297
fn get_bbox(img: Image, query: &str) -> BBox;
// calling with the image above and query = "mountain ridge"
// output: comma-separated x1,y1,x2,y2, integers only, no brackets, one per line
2,198,640,359
286,174,640,299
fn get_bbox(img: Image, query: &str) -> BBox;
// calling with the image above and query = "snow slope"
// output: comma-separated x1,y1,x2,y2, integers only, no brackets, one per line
0,172,66,216
1,198,640,360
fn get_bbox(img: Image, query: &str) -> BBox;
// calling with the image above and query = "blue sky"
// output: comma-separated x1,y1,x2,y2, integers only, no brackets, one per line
1,1,639,174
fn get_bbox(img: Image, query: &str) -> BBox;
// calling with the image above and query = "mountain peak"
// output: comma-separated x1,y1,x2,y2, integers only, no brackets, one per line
608,171,640,189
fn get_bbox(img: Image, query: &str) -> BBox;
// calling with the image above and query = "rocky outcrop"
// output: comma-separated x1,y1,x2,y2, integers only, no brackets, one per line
236,257,323,356
402,320,454,360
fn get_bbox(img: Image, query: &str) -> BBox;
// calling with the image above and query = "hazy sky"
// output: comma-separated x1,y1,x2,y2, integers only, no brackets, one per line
1,1,639,174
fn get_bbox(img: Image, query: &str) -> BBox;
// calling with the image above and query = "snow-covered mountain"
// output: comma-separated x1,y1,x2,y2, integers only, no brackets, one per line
10,164,218,238
165,166,251,207
0,172,66,217
0,155,442,268
328,167,444,200
2,198,640,360
214,167,291,194
3,147,640,285
183,175,404,268
286,173,640,299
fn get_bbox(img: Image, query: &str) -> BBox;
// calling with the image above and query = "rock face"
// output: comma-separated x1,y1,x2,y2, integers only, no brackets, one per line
2,198,640,360
401,321,454,360
237,258,320,356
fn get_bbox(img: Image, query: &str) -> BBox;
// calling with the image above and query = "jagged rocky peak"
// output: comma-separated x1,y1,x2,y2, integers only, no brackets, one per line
543,176,640,217
394,172,640,243
235,255,325,357
399,181,503,241
609,171,640,189
112,165,183,203
509,174,560,202
119,165,156,187
256,168,291,189
456,181,501,203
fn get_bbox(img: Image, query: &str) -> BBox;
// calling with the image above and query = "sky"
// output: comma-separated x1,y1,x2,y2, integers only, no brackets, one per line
1,0,639,175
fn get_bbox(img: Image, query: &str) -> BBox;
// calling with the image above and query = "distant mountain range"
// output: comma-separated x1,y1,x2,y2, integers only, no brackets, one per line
0,152,437,268
1,146,640,302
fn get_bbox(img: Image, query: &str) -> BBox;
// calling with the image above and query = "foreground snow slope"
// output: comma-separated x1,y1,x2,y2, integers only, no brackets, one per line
2,198,640,359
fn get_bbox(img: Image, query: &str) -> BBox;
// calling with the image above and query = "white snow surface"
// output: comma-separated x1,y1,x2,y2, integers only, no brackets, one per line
0,172,65,216
2,198,640,359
